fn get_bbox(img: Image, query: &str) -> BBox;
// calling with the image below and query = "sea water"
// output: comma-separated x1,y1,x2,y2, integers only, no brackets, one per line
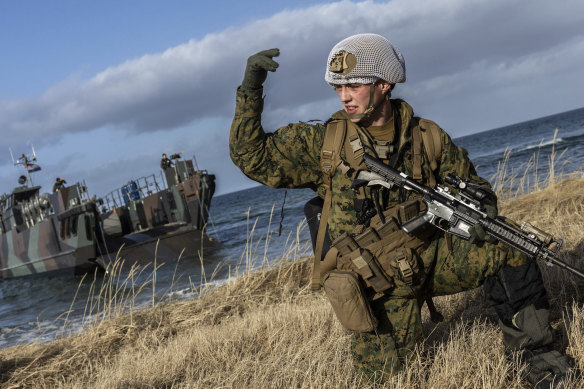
1,106,583,349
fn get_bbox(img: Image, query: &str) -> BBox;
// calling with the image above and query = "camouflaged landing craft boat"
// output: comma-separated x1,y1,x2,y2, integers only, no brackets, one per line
0,176,103,279
0,152,218,279
95,153,219,268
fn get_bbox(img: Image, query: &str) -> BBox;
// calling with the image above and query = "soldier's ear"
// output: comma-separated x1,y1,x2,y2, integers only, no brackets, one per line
376,80,392,94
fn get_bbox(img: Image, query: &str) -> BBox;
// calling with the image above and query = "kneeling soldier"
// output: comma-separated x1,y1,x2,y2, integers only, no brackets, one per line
229,33,574,387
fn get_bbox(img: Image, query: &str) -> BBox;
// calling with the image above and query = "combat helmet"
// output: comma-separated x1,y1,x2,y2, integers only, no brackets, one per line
325,33,406,121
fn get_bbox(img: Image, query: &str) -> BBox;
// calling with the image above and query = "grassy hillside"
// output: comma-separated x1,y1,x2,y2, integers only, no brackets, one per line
1,176,584,388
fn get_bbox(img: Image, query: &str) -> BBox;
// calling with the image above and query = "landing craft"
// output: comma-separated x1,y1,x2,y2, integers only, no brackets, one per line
0,151,102,278
95,151,219,268
0,150,218,279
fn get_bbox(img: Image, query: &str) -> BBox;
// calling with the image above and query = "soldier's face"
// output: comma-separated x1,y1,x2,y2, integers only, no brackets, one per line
334,83,385,122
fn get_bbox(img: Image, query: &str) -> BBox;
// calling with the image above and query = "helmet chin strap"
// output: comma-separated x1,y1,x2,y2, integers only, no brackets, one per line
347,83,389,123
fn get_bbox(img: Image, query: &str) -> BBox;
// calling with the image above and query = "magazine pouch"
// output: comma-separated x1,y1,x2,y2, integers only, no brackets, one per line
322,270,378,332
377,247,420,286
338,247,394,293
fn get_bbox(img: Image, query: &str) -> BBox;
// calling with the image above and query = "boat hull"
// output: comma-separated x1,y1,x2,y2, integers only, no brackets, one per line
96,223,221,269
0,198,103,279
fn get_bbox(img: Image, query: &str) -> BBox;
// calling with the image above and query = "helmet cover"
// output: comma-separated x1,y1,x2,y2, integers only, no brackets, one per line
325,33,406,86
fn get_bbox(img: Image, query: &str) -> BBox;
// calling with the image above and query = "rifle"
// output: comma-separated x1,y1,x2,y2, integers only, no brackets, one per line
353,153,584,280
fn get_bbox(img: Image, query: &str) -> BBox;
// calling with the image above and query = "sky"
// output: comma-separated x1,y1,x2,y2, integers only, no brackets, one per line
1,0,583,198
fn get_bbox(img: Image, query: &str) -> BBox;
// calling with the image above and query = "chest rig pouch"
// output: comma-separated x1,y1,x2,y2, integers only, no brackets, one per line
332,198,434,294
310,113,442,331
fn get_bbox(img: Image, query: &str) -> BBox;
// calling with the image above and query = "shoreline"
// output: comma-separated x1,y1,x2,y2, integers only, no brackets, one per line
1,176,584,388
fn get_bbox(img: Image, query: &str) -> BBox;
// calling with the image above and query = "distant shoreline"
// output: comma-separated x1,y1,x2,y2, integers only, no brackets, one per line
2,175,584,388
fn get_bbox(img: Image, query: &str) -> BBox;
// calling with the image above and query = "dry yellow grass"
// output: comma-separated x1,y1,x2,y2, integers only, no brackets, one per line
1,172,584,388
490,129,568,201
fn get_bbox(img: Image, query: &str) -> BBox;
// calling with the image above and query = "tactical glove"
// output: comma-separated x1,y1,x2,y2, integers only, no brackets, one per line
241,48,280,91
469,198,498,244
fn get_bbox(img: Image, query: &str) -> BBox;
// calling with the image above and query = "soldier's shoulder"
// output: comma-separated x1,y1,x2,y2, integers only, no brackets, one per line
299,119,326,127
414,117,451,146
287,120,326,135
272,121,325,153
415,117,443,132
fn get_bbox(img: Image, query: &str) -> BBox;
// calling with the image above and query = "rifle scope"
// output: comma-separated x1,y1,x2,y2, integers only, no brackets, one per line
445,174,493,202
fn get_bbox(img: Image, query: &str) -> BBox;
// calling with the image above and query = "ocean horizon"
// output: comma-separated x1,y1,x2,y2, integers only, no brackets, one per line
1,105,583,349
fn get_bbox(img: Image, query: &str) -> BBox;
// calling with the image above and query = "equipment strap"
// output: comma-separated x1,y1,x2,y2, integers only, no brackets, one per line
412,118,442,188
313,119,347,290
412,121,423,182
312,114,444,289
346,125,364,162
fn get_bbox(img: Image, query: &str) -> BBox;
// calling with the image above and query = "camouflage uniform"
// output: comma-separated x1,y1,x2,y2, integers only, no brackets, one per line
231,89,487,239
160,156,173,170
52,178,66,193
229,86,550,379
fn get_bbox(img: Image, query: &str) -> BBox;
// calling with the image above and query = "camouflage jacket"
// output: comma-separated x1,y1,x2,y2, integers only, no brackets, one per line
160,158,173,170
229,87,490,242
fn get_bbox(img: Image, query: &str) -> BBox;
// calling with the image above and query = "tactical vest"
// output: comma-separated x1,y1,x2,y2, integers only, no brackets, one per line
311,115,443,292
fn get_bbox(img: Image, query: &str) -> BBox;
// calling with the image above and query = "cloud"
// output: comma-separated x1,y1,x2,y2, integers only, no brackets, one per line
1,0,583,195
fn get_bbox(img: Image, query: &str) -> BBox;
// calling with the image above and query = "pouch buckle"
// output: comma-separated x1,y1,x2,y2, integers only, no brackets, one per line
395,248,414,285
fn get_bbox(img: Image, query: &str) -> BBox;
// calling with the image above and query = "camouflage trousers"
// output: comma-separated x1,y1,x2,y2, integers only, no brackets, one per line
351,233,534,381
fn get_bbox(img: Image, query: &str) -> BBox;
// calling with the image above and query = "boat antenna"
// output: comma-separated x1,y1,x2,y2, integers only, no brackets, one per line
10,146,40,186
191,153,200,172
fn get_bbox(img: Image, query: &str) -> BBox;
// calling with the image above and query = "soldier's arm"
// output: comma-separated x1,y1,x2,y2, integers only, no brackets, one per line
229,87,324,189
437,130,491,190
436,130,498,215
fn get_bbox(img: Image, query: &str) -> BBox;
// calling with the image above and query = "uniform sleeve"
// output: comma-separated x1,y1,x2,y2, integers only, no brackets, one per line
437,130,494,193
229,87,324,189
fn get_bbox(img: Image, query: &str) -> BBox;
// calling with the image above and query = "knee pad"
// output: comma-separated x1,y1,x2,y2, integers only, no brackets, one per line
498,304,553,350
483,260,549,326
